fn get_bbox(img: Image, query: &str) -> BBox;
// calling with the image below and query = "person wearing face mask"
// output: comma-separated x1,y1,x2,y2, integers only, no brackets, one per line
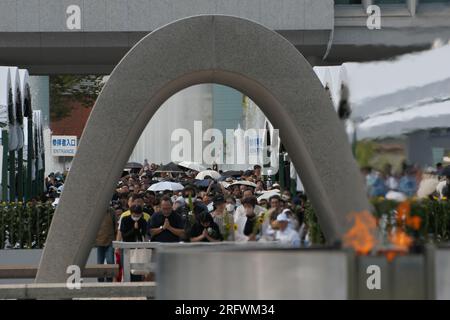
211,195,235,241
120,205,148,242
119,205,148,282
225,196,236,214
116,194,151,243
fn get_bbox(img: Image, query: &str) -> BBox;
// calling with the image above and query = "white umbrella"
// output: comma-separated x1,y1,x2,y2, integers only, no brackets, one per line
230,181,257,188
178,161,206,172
148,181,184,192
257,190,280,201
219,181,230,189
195,170,221,180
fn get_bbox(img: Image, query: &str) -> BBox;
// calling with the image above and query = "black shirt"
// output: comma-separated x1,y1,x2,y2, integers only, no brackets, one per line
244,215,258,236
190,222,223,242
120,216,147,242
149,211,185,243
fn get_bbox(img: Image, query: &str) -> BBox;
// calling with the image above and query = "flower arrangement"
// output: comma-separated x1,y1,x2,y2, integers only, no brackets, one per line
186,194,196,225
251,211,266,237
3,197,449,248
304,201,325,245
223,211,233,240
305,197,450,245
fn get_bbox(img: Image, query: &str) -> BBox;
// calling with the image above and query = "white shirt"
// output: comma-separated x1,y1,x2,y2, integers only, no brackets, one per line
275,227,300,246
234,204,265,242
386,176,399,190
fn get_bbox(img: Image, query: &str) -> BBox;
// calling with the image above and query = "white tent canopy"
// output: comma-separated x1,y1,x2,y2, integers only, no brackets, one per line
340,44,450,121
313,65,341,111
0,68,11,128
313,44,450,140
8,67,21,151
357,99,450,140
19,69,30,118
19,69,31,150
32,110,44,179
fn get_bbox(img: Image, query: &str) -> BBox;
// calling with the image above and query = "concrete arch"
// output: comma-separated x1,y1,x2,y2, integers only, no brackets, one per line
36,15,370,283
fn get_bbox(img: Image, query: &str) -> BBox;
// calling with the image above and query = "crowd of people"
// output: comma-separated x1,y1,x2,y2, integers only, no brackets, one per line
361,162,450,201
43,158,450,282
89,162,308,281
105,162,308,244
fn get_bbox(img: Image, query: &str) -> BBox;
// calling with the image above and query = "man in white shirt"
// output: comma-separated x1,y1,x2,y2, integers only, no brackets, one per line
275,211,300,246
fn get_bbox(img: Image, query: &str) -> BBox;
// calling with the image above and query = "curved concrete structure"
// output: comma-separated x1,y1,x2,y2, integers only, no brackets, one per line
36,15,370,283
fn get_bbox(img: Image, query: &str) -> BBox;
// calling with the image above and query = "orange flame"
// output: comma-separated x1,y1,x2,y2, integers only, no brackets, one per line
343,203,419,262
397,201,410,224
397,200,422,230
389,229,413,249
406,215,422,230
343,211,378,255
385,251,397,262
379,201,418,262
384,229,413,262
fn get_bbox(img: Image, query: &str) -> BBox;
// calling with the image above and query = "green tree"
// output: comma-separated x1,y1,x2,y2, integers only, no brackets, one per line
355,140,376,168
50,75,104,121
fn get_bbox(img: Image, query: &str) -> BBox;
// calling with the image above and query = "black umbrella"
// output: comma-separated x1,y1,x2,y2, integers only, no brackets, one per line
222,170,242,177
194,179,212,188
155,162,184,173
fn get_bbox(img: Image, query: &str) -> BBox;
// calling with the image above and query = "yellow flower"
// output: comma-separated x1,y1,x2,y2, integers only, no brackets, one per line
1,202,6,205
225,224,230,230
433,196,439,201
258,217,264,224
443,197,448,201
233,224,238,231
